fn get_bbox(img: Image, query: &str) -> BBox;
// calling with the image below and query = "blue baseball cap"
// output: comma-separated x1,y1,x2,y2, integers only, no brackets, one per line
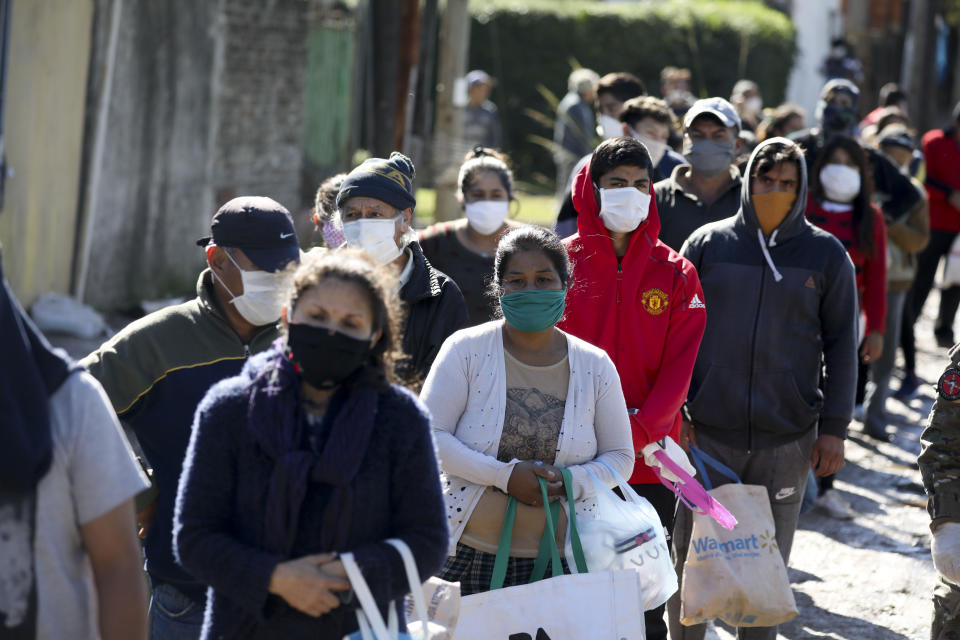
197,196,300,272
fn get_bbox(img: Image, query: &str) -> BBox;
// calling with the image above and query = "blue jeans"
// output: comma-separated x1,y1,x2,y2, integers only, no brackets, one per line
149,583,205,640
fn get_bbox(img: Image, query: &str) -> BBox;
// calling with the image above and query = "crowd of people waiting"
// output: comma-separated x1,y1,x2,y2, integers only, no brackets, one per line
5,56,960,640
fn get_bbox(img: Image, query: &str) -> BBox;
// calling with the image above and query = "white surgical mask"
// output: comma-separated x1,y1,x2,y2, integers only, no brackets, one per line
598,186,651,233
213,250,290,326
597,114,624,139
630,128,668,166
819,163,861,203
343,217,403,265
745,96,763,116
465,200,509,236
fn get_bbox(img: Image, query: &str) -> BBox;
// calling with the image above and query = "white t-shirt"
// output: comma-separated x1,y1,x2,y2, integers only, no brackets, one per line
5,371,150,639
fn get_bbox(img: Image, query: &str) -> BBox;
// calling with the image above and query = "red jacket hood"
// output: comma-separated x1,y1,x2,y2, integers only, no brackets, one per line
571,158,662,269
562,159,706,485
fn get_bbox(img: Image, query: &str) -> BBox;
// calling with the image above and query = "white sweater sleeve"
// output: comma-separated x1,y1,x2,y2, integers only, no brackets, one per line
565,353,636,501
420,335,516,492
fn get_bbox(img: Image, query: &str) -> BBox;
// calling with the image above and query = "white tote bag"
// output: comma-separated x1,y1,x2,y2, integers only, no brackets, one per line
342,538,449,640
453,468,646,639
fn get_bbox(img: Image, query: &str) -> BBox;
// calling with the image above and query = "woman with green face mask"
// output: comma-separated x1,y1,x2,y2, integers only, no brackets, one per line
420,226,635,595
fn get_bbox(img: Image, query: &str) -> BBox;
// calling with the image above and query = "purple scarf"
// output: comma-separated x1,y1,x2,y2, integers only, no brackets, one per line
247,343,378,555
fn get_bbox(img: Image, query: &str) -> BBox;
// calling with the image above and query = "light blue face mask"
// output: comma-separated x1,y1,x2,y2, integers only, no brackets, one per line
499,289,567,333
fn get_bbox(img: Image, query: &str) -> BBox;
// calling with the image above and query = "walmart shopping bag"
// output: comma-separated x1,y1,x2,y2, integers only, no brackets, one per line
679,447,798,627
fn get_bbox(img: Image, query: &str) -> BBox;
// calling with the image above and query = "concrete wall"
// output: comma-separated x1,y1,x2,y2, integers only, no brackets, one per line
78,0,220,308
0,0,93,306
77,0,309,309
786,0,844,121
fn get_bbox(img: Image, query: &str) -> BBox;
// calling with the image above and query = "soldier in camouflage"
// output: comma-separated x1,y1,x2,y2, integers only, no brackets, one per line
919,343,960,639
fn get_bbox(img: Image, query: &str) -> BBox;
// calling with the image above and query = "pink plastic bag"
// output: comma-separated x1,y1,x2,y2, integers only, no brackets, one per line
645,445,737,530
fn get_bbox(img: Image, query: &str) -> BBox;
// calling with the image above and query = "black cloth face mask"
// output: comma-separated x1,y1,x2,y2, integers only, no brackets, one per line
286,323,373,389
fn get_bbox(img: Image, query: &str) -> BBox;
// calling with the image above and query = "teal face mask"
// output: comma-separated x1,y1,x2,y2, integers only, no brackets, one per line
499,289,567,333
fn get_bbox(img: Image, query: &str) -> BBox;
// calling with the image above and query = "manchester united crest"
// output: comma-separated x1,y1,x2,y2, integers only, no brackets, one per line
641,288,669,316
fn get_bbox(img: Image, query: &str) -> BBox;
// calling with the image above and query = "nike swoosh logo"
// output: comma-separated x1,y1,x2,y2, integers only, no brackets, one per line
280,232,295,239
774,487,796,501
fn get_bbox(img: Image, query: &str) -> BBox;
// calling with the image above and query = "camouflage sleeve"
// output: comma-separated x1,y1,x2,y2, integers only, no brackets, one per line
919,398,960,529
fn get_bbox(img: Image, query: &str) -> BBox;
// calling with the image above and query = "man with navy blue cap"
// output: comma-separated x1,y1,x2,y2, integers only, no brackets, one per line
82,196,300,639
338,152,467,381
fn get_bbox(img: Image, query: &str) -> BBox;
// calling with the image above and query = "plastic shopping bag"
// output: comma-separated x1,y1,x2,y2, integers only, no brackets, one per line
566,461,677,611
404,577,460,640
642,437,737,530
342,539,447,640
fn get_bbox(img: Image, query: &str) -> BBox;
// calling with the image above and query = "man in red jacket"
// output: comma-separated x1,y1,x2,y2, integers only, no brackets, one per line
557,136,707,640
902,103,960,396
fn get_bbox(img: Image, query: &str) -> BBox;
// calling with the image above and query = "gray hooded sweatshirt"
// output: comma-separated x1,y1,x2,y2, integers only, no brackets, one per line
680,137,858,450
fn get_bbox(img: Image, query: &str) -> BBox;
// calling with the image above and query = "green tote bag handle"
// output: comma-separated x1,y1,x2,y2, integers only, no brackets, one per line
489,467,588,590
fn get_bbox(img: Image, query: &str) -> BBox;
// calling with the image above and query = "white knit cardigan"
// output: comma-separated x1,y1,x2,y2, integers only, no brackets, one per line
420,320,635,554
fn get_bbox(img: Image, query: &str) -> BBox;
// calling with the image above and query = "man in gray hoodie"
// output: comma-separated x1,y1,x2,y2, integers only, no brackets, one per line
667,138,859,640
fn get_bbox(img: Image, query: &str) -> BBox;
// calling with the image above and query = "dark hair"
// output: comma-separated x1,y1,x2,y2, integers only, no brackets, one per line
490,227,571,305
810,135,876,258
590,137,653,183
619,96,678,130
750,139,804,180
879,82,906,106
660,66,691,85
875,106,909,133
314,173,348,223
596,72,646,103
757,103,806,141
286,249,404,387
457,146,514,200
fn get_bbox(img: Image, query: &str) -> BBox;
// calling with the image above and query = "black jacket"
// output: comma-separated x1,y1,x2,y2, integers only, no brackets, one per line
399,242,469,382
680,137,859,451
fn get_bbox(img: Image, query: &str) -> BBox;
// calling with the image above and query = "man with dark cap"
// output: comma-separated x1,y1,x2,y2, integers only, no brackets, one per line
338,152,467,382
791,79,921,223
82,196,301,639
1,252,150,638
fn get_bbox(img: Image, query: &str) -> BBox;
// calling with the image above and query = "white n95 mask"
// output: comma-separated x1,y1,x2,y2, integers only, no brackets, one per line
630,129,668,167
213,250,290,326
819,163,861,203
598,187,651,233
598,114,624,140
343,217,403,265
465,200,509,236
